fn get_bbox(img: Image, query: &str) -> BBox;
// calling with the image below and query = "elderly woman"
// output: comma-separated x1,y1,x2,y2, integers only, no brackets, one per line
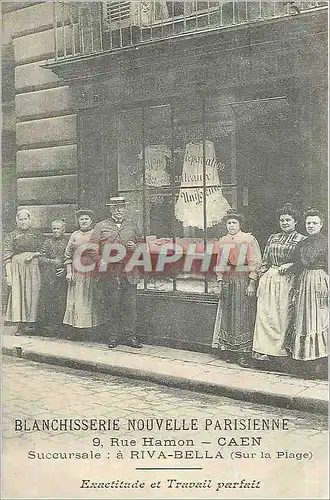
253,203,306,365
38,219,69,333
286,208,328,378
3,209,43,335
63,209,103,334
212,208,262,367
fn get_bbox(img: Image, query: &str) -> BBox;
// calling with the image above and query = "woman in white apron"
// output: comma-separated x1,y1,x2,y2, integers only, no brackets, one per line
63,209,103,335
4,209,43,335
253,203,306,368
285,208,328,379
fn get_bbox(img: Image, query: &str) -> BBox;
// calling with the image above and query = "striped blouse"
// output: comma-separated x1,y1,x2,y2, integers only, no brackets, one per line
260,231,306,276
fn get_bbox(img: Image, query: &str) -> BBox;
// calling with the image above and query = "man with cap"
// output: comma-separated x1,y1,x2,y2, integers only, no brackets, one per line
91,196,144,348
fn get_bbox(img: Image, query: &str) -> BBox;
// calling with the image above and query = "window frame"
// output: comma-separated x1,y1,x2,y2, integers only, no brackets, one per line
105,94,239,294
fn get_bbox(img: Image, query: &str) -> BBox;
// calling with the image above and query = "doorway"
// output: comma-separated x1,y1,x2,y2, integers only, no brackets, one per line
234,97,303,250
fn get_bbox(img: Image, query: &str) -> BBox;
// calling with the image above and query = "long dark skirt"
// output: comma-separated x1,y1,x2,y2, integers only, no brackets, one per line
212,274,256,353
39,272,67,325
285,269,328,361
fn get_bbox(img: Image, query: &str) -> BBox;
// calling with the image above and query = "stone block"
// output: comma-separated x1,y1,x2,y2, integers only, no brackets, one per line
16,115,77,147
15,60,59,90
17,175,78,204
1,2,43,15
13,26,74,64
16,86,71,119
17,145,77,175
2,2,54,45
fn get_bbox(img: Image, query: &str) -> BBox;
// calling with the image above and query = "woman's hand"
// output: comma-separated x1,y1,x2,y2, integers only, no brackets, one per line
126,240,136,250
5,275,12,287
217,281,228,299
24,252,41,262
66,272,74,283
246,280,256,298
291,289,299,304
278,263,293,275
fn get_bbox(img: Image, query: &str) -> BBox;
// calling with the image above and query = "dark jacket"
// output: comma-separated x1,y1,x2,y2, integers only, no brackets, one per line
90,217,144,284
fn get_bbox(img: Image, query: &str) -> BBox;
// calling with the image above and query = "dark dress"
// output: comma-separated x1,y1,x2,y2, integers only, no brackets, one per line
38,235,69,326
211,231,262,353
4,228,43,323
286,233,328,361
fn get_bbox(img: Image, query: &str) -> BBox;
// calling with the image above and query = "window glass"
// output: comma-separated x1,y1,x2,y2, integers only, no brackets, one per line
116,97,238,293
172,99,233,238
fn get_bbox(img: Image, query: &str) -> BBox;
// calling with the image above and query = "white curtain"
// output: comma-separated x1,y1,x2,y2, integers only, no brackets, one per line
131,0,169,26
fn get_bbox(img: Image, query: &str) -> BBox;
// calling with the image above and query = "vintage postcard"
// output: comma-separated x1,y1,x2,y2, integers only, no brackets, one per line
1,0,328,498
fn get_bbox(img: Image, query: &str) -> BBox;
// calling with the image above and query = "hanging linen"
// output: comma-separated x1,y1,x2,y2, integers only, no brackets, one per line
184,1,198,17
175,141,231,229
138,0,169,26
139,145,171,187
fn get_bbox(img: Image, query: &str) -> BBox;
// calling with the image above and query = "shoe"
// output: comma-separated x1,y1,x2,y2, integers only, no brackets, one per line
225,356,234,363
312,364,327,380
124,338,143,348
218,350,233,363
108,341,118,349
252,352,270,361
24,325,36,336
238,355,252,368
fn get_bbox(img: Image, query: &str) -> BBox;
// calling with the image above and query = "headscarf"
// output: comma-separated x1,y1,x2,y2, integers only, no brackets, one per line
16,208,32,224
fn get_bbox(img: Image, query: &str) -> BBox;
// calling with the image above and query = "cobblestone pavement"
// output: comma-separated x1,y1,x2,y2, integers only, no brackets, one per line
2,356,328,499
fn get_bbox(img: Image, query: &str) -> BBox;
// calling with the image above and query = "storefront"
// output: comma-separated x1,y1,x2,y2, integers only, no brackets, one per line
5,1,327,350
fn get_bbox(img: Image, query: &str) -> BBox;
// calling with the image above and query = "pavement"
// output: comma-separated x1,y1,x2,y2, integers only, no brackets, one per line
3,355,328,500
2,325,328,415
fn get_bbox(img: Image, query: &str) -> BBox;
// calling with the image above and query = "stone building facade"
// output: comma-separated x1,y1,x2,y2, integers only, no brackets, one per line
2,1,328,350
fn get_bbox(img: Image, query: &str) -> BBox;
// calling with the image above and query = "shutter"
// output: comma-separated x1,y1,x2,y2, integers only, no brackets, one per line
103,1,133,30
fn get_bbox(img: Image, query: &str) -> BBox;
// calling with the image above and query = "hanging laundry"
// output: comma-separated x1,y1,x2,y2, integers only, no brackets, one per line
184,1,199,17
175,141,231,229
139,145,171,187
138,0,169,26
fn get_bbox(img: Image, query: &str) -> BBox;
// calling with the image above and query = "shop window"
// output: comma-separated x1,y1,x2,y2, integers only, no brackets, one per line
116,97,237,294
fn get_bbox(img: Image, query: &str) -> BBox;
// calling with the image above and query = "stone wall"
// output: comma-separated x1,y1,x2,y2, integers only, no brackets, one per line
2,2,327,231
2,1,78,232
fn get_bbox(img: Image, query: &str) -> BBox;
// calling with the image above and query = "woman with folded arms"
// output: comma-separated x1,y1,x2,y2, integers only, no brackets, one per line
253,203,306,368
4,209,43,335
63,208,103,338
285,208,328,378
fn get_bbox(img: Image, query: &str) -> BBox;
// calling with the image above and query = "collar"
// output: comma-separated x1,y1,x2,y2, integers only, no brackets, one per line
282,229,297,236
111,216,124,225
227,230,242,240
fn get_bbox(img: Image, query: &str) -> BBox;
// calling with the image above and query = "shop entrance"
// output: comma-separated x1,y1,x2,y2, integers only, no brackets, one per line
232,96,304,250
77,94,304,252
